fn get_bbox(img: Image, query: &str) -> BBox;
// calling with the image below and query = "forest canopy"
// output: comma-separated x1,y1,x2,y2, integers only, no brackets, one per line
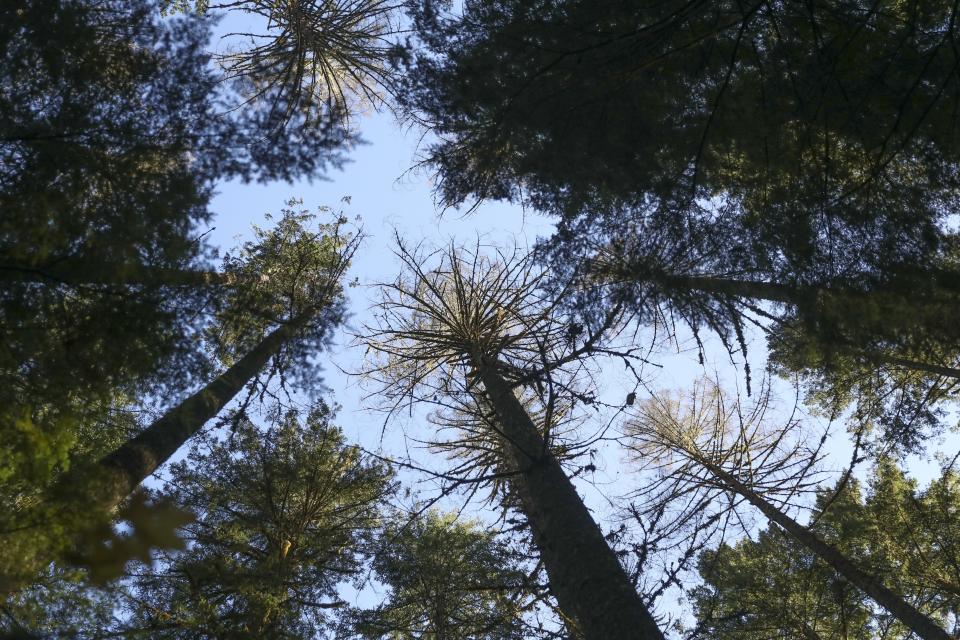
2,1,960,639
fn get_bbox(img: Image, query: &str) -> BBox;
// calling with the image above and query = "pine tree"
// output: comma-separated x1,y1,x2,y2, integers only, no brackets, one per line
0,0,352,505
355,510,533,640
627,381,953,640
397,0,960,446
690,462,960,639
363,240,664,640
1,206,357,591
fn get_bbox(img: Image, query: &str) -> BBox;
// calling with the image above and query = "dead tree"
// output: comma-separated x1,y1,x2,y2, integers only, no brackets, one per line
362,238,664,640
625,380,952,640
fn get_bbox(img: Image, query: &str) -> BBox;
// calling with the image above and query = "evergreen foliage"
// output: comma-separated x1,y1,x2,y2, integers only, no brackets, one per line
399,0,960,447
123,405,394,639
5,0,960,637
0,0,351,500
354,511,531,640
0,204,355,592
690,462,960,639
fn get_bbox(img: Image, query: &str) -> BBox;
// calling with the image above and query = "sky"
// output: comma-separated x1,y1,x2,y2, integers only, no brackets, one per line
187,4,960,627
206,108,559,458
197,0,785,484
202,104,843,624
202,102,880,511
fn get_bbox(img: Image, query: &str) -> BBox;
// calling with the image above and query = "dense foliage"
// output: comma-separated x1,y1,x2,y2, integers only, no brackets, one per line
691,462,960,638
399,0,960,451
0,0,351,500
123,406,394,639
4,0,960,638
355,511,532,639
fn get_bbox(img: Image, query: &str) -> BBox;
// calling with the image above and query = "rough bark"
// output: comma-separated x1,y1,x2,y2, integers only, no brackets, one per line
475,357,664,640
702,461,951,640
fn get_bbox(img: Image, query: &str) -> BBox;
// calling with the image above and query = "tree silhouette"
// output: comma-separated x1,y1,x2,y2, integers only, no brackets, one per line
362,239,663,639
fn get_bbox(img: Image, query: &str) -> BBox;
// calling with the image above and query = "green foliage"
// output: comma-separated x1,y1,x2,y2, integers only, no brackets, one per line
689,462,960,638
404,0,960,274
66,492,196,585
210,201,355,394
0,0,351,506
1,0,210,501
162,0,401,125
400,0,960,448
354,510,532,640
0,404,149,592
121,403,394,639
765,268,960,450
0,566,116,638
0,202,356,595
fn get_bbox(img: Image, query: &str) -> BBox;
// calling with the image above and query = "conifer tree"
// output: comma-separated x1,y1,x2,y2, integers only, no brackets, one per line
1,207,357,591
690,462,960,639
626,381,953,640
398,0,960,445
355,510,534,640
0,0,352,503
363,240,664,640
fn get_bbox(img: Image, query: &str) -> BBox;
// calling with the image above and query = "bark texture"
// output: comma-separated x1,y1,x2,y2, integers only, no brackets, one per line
476,358,664,640
705,462,951,640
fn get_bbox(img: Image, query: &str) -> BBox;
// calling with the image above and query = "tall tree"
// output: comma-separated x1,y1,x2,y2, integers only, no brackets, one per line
161,0,402,126
354,510,535,640
1,207,357,591
398,0,960,445
0,0,352,501
626,381,953,640
589,242,960,450
122,405,394,640
1,404,395,639
363,240,664,640
401,0,960,274
689,462,960,639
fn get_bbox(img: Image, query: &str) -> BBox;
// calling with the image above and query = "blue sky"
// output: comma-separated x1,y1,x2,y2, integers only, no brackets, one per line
206,108,559,452
202,104,839,626
188,6,960,628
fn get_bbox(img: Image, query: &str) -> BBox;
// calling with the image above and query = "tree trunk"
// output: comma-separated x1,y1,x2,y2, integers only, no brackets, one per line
656,273,801,305
474,356,664,640
0,260,237,287
644,271,960,381
1,309,317,593
82,309,314,511
702,461,951,640
876,354,960,380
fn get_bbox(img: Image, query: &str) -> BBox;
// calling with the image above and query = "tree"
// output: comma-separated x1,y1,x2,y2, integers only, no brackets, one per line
354,510,534,640
1,404,395,639
0,566,116,639
401,0,960,274
398,0,960,446
1,207,357,591
162,0,402,125
689,461,960,639
589,246,960,450
363,240,664,640
626,381,953,640
0,0,352,504
121,405,394,640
